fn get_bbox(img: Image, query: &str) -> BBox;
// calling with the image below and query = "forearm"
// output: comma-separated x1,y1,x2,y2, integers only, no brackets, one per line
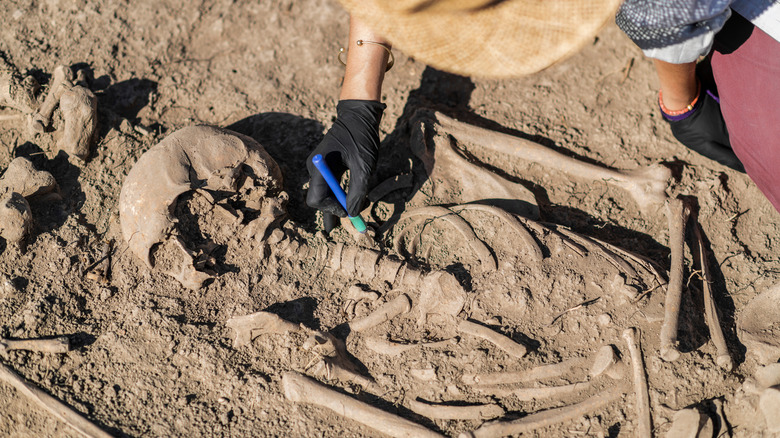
653,59,699,111
339,16,390,101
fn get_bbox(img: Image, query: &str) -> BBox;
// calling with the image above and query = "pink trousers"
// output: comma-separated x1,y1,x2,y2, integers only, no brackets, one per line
712,14,780,212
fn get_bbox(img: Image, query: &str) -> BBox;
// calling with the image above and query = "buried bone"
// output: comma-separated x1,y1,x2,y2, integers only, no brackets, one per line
406,398,505,420
409,111,539,218
660,197,691,362
226,311,302,348
462,357,584,386
226,311,376,391
460,385,626,438
283,371,444,438
665,408,714,438
349,293,411,332
737,282,780,365
0,335,70,356
457,319,527,359
432,111,671,213
624,327,652,438
364,336,456,357
692,213,733,371
0,363,112,438
119,125,283,288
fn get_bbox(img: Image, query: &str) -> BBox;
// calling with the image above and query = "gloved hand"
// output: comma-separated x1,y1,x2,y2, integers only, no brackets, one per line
306,99,386,217
662,89,745,172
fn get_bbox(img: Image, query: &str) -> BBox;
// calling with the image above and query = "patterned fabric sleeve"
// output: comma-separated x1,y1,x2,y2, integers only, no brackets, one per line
616,0,733,63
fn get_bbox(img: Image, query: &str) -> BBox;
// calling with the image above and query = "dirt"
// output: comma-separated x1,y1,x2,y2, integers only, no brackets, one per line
1,1,779,437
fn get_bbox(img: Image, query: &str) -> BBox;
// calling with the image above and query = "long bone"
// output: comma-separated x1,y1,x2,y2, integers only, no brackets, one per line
225,311,377,391
364,336,456,356
0,336,70,356
433,111,671,213
0,363,112,438
623,327,652,438
459,385,626,438
692,214,733,371
383,205,497,272
282,371,445,438
349,293,412,332
476,381,592,401
457,319,528,359
409,111,539,218
406,398,505,420
660,197,691,362
450,204,543,262
461,357,583,385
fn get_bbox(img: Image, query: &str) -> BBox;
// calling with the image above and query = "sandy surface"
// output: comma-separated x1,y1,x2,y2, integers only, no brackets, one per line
1,1,779,437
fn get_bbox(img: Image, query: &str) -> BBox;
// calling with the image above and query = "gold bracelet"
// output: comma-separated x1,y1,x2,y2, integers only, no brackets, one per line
338,40,394,72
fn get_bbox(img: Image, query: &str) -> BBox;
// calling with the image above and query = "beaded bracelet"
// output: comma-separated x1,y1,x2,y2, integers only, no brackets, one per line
659,83,701,117
338,40,394,72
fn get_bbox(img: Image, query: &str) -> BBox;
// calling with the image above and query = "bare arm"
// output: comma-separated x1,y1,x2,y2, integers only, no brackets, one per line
653,59,698,111
339,16,391,101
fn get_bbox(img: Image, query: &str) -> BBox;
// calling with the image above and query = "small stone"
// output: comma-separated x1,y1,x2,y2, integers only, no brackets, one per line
760,386,780,433
666,408,704,438
410,368,437,381
0,192,32,244
754,363,780,389
597,313,612,326
590,345,618,378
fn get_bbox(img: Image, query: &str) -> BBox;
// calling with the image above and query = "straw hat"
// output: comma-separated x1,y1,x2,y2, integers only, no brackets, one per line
337,0,622,78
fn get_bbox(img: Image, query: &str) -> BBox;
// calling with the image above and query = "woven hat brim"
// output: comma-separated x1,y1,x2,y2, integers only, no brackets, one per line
338,0,622,78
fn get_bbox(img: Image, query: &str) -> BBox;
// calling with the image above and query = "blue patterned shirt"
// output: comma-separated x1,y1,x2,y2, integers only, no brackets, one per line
616,0,780,62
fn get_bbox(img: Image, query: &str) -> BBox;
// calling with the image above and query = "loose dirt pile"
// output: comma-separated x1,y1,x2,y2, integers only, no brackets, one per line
1,1,779,437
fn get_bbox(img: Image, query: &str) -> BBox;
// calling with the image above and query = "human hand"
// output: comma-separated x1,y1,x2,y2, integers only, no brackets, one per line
662,89,745,172
306,99,385,217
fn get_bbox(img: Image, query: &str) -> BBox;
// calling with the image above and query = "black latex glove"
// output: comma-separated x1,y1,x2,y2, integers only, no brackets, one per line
663,89,745,172
306,99,386,217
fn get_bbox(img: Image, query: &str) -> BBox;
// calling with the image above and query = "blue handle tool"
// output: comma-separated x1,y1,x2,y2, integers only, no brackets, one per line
311,154,367,233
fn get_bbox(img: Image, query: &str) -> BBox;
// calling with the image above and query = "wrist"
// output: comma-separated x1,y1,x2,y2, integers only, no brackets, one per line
659,83,702,121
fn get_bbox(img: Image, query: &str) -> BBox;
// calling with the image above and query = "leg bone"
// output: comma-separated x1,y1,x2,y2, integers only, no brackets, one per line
282,371,445,438
660,197,691,362
623,327,653,438
692,214,733,371
434,111,671,213
0,363,112,438
460,385,625,438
